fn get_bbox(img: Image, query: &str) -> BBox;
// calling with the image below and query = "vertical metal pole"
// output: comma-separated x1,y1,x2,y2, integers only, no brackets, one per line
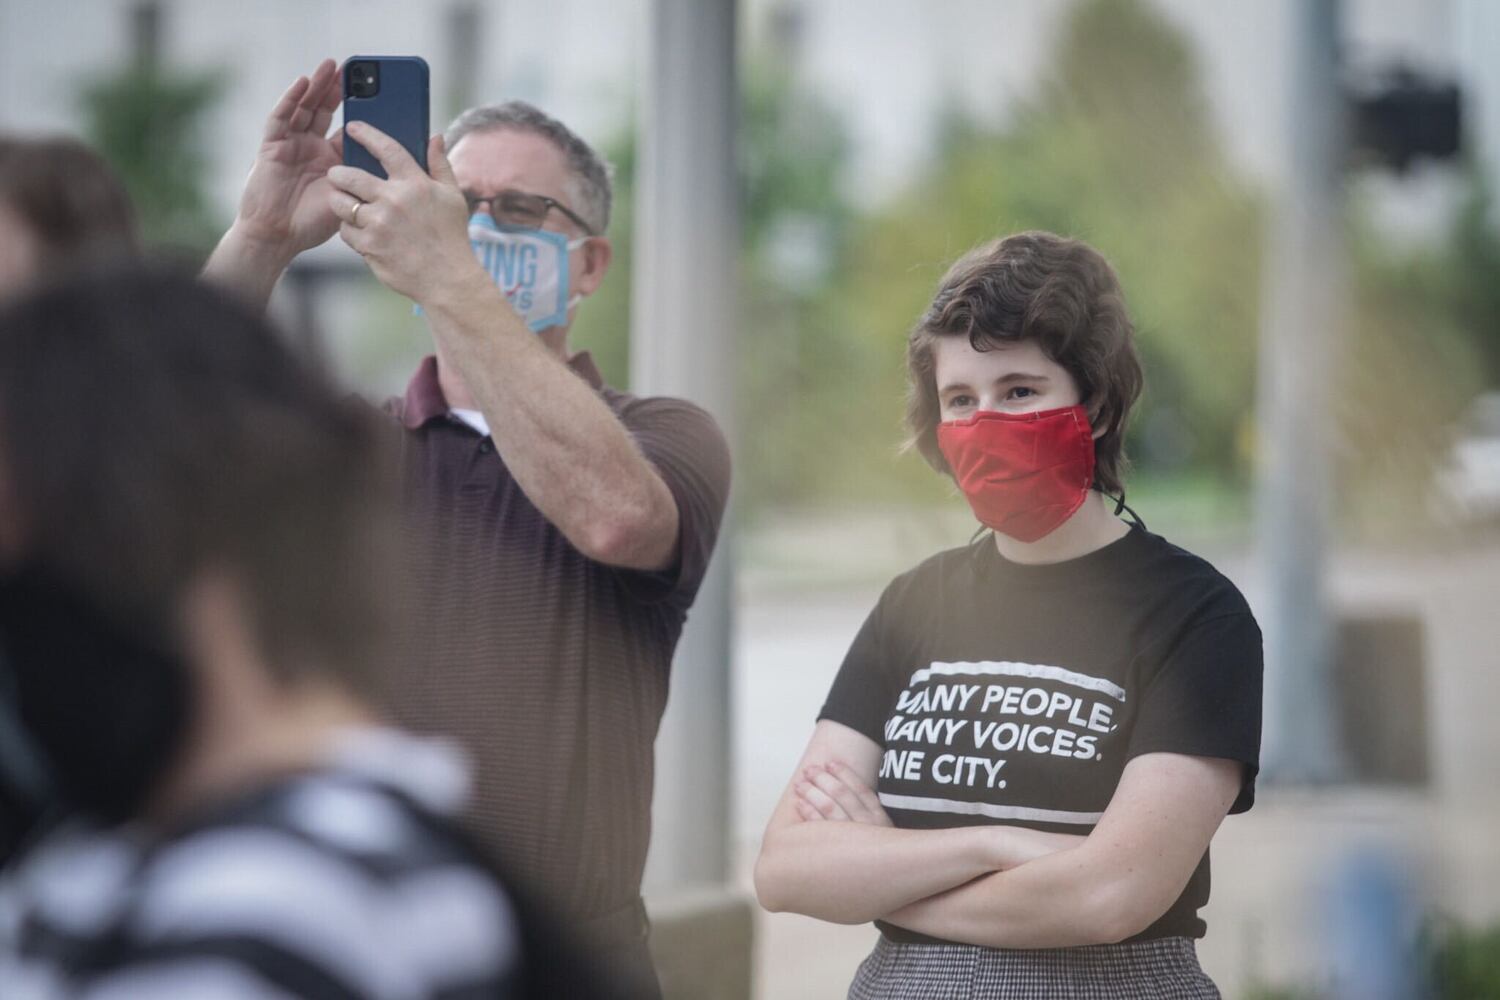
1255,0,1347,783
634,0,738,887
130,1,162,72
445,1,482,121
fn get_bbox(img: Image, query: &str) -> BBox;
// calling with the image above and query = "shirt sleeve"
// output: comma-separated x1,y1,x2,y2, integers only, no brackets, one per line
1125,612,1264,813
818,589,901,747
610,395,732,609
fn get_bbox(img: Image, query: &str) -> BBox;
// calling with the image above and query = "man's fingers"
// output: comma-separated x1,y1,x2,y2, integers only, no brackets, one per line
329,127,345,158
319,63,343,111
346,121,418,179
339,221,373,257
264,76,311,141
310,103,338,139
326,165,383,203
301,60,338,116
328,190,366,226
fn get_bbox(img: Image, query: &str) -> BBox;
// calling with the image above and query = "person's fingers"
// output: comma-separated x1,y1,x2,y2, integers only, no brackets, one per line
339,221,373,257
330,191,362,225
828,760,883,814
318,62,343,110
329,127,345,158
288,60,337,134
796,779,850,821
795,800,822,822
264,75,311,141
806,766,864,818
310,100,337,139
427,134,456,185
312,61,343,135
300,60,338,119
326,165,383,203
345,121,418,179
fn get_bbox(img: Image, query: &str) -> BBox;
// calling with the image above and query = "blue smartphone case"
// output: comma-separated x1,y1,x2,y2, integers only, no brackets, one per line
342,56,430,179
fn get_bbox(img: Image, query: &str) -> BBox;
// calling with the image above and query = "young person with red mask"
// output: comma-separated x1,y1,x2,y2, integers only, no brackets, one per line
754,231,1262,999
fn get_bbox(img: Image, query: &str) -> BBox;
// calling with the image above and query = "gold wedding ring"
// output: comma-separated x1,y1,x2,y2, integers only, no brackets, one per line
351,200,362,225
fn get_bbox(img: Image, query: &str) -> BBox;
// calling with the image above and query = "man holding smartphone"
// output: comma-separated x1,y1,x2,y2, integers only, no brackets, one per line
204,59,729,998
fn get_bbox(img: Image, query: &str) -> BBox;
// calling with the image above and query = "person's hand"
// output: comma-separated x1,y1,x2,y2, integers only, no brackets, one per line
230,59,345,259
794,760,893,826
325,123,480,305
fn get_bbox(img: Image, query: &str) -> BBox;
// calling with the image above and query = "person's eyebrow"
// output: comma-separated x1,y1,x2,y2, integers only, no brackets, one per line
995,372,1051,385
938,373,1051,396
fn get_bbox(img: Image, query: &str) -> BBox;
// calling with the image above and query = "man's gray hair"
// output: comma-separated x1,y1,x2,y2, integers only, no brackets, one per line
444,101,614,235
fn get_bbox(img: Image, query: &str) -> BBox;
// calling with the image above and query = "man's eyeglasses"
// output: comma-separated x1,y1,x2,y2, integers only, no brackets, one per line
464,189,596,236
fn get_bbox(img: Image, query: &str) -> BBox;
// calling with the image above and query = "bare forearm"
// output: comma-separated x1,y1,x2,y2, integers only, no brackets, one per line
202,225,296,312
754,823,999,925
421,274,677,568
884,846,1132,948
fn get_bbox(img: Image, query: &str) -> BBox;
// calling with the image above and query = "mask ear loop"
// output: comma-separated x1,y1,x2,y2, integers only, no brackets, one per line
967,524,995,582
1110,492,1148,532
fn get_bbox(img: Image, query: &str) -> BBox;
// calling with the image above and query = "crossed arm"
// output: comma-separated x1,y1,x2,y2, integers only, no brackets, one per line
202,59,682,572
753,720,1242,948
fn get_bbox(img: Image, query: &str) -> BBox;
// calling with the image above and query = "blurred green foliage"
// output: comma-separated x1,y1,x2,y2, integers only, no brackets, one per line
578,0,1269,520
381,0,1500,534
1429,915,1500,999
568,133,635,387
1340,167,1499,533
79,65,225,256
812,0,1265,514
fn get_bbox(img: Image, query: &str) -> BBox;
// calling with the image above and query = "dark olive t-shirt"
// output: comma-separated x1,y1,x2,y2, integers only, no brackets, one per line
819,524,1262,944
383,354,730,922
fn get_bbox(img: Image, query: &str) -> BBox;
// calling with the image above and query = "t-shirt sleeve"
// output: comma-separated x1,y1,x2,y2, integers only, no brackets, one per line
1125,612,1264,813
818,590,900,747
611,396,732,609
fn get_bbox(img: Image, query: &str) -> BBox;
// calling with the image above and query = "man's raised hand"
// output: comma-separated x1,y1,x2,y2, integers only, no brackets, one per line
231,58,345,258
326,124,478,306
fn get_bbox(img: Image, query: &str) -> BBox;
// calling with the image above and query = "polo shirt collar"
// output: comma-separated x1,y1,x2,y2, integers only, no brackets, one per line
399,351,606,430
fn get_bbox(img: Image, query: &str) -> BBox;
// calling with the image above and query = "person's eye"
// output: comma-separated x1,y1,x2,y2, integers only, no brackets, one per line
947,394,974,409
1007,386,1036,400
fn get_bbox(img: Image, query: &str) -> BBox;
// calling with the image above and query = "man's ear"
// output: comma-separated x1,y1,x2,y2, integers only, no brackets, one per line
574,236,613,298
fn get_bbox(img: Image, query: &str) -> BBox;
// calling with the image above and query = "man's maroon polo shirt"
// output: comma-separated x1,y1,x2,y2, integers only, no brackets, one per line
383,353,730,922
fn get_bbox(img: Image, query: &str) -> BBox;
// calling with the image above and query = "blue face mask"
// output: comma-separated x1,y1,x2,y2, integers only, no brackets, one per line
467,213,588,332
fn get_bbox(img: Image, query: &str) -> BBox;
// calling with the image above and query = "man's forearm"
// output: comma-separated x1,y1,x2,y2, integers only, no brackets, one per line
420,273,679,569
754,822,1001,925
202,225,297,312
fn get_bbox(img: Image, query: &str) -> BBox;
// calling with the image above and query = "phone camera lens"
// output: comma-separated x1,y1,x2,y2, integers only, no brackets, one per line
348,61,379,98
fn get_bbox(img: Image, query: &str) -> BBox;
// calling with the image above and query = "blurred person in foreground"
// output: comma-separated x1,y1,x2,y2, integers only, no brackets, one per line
203,60,730,994
0,268,537,998
755,232,1263,999
0,135,139,864
0,135,137,300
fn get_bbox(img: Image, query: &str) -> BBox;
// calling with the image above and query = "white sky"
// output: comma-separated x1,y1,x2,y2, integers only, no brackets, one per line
0,0,1492,223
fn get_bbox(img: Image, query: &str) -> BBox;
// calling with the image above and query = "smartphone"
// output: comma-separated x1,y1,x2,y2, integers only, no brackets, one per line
342,56,430,179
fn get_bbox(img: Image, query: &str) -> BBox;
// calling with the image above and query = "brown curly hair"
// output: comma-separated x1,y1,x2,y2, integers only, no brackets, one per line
905,231,1144,497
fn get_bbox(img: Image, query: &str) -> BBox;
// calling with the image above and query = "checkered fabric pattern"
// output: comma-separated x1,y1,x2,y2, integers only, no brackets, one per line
848,934,1221,999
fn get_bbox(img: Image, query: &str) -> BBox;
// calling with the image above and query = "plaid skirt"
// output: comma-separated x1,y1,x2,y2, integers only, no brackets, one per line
847,934,1221,1000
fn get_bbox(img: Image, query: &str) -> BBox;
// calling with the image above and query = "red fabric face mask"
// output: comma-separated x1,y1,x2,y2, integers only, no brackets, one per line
936,405,1096,543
